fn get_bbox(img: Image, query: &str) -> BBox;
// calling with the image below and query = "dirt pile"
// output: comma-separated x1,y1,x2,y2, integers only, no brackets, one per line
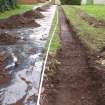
0,14,40,29
0,32,22,45
36,5,50,12
23,10,44,19
0,52,11,84
79,12,105,28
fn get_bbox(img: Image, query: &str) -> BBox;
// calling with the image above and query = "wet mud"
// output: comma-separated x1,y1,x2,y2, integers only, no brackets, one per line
0,52,11,85
0,32,26,45
42,7,105,105
0,5,56,105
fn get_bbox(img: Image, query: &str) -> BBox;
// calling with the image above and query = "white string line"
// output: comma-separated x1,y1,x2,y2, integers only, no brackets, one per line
36,5,59,105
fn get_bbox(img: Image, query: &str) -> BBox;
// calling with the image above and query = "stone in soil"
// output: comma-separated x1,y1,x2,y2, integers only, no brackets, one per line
0,14,40,29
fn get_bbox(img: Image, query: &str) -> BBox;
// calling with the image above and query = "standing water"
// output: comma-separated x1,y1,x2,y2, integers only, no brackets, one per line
0,5,56,105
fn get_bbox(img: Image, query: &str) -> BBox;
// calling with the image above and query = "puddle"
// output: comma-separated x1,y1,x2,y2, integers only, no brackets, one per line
0,5,56,105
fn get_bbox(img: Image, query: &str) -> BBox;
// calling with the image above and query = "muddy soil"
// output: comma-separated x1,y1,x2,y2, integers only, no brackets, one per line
23,10,44,19
0,32,25,45
0,52,11,84
0,5,52,29
41,7,105,105
36,5,50,12
79,10,105,28
0,5,56,105
0,14,40,29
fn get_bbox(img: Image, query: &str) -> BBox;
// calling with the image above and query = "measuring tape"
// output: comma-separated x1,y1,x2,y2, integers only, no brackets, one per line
36,5,59,105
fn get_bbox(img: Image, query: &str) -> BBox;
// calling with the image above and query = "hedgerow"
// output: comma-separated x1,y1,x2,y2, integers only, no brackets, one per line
0,0,17,12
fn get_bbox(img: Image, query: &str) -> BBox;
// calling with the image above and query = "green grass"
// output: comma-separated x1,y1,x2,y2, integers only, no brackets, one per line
63,5,105,52
0,5,34,19
46,9,60,53
86,0,93,5
77,5,105,20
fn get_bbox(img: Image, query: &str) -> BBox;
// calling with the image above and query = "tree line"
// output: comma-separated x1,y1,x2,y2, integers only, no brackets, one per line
0,0,17,12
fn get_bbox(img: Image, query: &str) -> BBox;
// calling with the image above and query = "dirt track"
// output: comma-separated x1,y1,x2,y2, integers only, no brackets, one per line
42,7,105,105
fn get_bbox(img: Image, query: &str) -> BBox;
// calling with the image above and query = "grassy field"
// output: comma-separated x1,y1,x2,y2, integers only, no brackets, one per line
46,9,60,53
76,5,105,20
0,5,34,19
63,5,105,52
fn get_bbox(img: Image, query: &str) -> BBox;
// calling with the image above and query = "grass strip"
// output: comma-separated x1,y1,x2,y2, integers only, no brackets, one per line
46,8,60,53
63,5,105,52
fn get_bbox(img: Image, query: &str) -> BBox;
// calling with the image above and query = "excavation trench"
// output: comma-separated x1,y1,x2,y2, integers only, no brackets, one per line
0,5,56,105
42,7,105,105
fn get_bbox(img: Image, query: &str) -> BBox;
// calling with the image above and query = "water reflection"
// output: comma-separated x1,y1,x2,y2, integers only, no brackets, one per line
0,5,56,105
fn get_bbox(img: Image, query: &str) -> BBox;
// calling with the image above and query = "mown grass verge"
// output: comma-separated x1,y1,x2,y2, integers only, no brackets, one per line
46,8,60,54
77,5,105,20
63,5,105,53
0,5,34,19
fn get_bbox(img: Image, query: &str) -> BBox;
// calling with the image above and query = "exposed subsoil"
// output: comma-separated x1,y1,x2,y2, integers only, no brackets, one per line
42,7,105,105
78,10,105,28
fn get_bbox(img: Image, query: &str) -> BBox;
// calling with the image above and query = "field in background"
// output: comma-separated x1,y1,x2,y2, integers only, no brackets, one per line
78,5,105,20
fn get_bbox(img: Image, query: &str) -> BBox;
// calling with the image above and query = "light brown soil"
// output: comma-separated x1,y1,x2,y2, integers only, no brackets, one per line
23,10,44,19
42,7,105,105
0,14,40,29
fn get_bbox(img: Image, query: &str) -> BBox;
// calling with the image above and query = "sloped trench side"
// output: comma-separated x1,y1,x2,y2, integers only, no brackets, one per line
42,7,105,105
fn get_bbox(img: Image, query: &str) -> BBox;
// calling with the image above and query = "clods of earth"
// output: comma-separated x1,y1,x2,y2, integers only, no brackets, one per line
0,5,56,105
0,8,46,29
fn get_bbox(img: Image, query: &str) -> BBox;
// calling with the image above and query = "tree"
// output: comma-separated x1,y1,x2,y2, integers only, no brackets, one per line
0,0,17,12
9,0,17,8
